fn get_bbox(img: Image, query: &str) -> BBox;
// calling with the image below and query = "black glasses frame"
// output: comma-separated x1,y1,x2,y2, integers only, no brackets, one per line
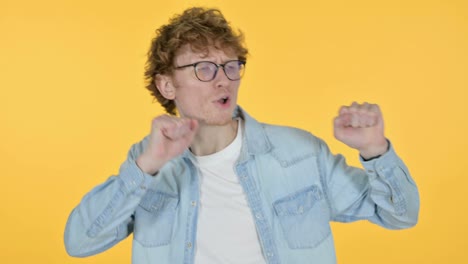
174,60,246,82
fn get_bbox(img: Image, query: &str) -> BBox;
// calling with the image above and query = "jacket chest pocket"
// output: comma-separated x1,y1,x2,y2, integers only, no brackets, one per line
273,185,331,249
134,190,179,247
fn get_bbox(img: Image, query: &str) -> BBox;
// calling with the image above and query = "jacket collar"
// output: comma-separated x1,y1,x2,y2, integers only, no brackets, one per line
234,106,272,156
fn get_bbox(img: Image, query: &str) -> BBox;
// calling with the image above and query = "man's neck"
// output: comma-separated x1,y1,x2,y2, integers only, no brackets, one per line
190,119,239,156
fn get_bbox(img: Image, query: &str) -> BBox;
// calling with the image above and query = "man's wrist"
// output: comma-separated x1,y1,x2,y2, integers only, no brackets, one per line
359,139,389,161
136,154,161,176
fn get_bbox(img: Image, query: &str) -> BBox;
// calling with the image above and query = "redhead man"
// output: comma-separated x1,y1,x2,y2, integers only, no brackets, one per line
65,7,419,264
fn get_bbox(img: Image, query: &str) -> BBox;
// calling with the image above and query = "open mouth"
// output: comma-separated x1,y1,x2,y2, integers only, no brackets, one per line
218,96,229,105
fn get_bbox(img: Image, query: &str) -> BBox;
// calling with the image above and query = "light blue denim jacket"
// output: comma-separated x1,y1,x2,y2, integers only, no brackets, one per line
64,107,419,264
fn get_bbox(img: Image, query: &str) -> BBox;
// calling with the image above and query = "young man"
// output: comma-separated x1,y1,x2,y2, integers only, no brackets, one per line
64,7,419,264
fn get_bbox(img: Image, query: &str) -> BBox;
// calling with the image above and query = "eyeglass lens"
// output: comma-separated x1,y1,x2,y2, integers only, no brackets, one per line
195,61,245,81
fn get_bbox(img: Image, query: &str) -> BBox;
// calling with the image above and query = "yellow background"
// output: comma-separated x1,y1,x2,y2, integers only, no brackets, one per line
1,0,467,263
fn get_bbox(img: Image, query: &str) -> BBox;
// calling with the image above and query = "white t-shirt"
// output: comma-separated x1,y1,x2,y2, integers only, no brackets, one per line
193,120,266,264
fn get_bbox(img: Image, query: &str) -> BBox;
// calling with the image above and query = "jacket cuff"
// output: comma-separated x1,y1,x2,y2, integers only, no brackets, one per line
119,160,155,196
360,140,399,179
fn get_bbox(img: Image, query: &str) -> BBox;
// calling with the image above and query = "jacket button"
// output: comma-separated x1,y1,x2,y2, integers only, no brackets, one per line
298,206,304,214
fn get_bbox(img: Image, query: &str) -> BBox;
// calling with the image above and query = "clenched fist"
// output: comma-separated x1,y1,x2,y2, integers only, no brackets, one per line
136,115,199,175
334,102,388,160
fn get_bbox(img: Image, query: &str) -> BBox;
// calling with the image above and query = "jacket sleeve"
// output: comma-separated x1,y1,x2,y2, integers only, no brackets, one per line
64,139,155,257
317,139,420,229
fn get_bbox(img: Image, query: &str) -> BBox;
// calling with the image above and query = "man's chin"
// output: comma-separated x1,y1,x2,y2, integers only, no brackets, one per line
198,116,235,127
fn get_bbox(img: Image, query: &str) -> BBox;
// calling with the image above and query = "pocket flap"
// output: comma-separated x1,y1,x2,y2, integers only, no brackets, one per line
274,185,323,216
139,190,179,213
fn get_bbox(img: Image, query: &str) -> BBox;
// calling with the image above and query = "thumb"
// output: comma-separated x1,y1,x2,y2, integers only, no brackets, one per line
161,119,193,140
189,119,199,132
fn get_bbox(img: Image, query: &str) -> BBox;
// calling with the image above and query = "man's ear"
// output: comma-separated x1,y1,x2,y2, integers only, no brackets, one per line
155,74,176,100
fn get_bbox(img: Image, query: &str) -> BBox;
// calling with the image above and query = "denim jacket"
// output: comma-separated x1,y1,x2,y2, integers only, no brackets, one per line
64,107,419,264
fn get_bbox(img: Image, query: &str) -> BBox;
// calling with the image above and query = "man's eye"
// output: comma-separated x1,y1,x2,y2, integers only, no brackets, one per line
198,66,210,71
197,64,213,72
226,65,237,71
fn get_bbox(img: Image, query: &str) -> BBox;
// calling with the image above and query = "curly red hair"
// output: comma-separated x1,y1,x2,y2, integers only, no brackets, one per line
144,7,249,115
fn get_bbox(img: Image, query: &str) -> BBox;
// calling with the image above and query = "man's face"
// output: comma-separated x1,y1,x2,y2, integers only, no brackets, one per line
163,45,241,126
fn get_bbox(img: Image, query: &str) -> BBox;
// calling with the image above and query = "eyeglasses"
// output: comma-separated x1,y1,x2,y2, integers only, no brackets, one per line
174,60,246,82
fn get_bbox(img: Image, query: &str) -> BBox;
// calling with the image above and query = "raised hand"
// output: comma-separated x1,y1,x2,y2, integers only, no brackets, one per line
136,115,199,175
333,102,388,159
